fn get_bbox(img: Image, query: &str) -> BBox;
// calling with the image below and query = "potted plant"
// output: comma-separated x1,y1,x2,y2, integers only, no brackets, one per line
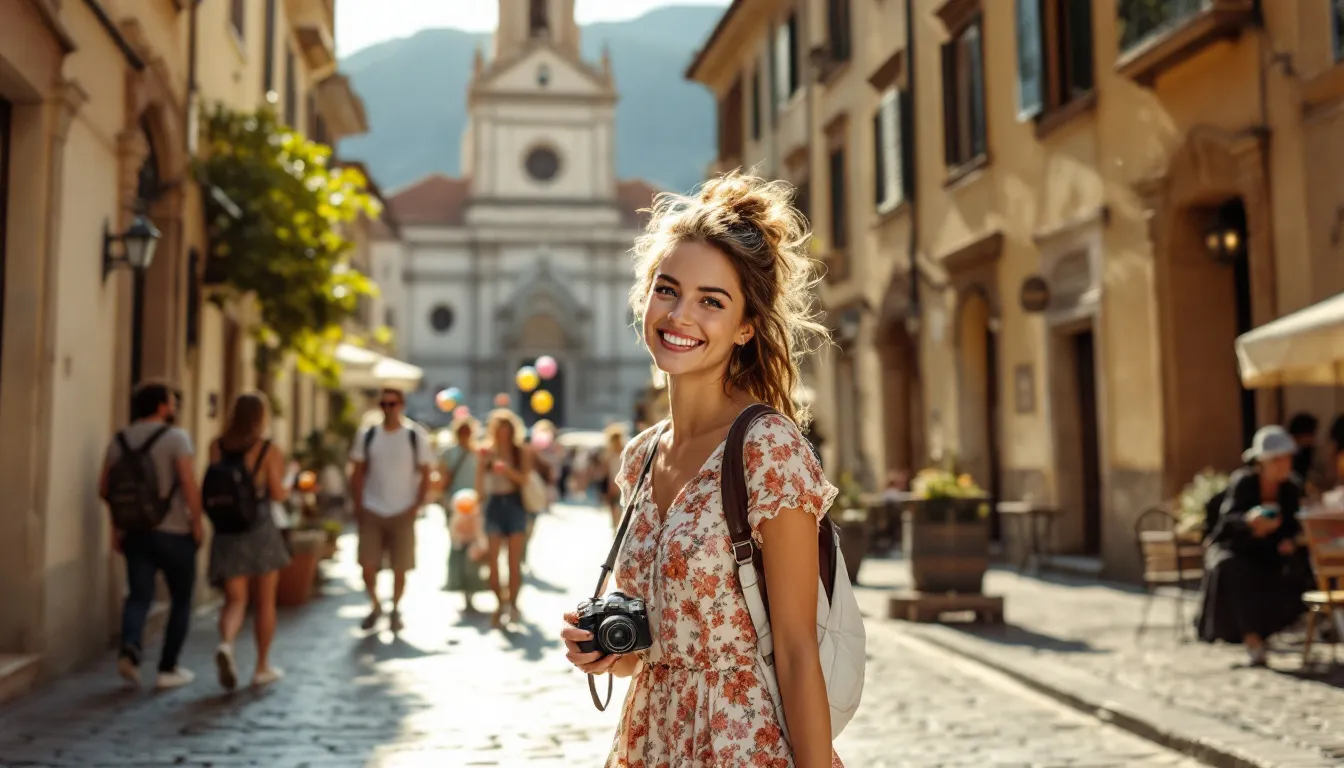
831,472,870,585
1176,468,1229,541
276,525,328,607
902,467,990,594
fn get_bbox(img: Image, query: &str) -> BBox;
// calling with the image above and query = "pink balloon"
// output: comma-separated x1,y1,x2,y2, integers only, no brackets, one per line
535,355,559,380
531,430,554,450
453,405,471,420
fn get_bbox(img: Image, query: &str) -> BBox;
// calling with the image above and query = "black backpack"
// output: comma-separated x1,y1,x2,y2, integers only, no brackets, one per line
202,441,271,535
105,426,178,533
362,426,419,474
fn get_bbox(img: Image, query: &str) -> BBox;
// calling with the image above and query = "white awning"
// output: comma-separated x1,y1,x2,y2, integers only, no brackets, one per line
335,343,424,390
1237,291,1344,388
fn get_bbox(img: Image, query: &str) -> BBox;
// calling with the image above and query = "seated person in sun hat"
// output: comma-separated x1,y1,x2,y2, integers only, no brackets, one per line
1196,425,1307,667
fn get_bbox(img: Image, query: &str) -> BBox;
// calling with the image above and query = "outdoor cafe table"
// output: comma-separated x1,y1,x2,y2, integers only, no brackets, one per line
996,501,1064,573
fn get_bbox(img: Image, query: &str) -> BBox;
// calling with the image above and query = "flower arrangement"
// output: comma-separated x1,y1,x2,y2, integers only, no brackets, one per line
1176,468,1229,535
911,468,986,500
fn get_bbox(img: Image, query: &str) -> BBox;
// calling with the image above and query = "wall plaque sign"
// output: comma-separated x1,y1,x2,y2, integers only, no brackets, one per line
1019,275,1051,313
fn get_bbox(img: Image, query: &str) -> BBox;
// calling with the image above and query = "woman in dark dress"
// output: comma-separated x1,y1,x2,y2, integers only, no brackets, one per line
1197,425,1306,666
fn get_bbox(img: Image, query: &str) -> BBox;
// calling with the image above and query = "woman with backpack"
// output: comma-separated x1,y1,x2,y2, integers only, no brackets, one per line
560,173,845,766
206,392,291,690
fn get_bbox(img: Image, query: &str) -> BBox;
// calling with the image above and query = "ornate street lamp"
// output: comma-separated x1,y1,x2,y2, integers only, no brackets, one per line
103,215,161,282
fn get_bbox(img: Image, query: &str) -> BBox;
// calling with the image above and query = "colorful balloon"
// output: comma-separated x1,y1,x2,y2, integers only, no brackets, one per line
296,470,317,492
445,387,464,402
453,405,471,420
451,488,480,516
516,366,540,393
493,392,511,407
530,389,554,415
435,389,456,412
535,355,559,380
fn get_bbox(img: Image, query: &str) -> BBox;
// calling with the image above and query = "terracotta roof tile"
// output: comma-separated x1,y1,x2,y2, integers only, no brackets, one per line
617,179,659,230
388,174,470,226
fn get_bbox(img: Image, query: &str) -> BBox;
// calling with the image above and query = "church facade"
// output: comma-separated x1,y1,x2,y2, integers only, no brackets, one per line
375,0,657,430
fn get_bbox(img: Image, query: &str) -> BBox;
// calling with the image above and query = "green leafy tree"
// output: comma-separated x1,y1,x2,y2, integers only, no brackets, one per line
196,103,379,387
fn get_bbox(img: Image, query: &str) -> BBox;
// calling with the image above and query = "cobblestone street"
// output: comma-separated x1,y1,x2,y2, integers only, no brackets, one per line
0,504,1205,767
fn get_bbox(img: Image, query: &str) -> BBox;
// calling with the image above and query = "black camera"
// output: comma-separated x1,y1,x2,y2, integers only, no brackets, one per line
575,591,652,656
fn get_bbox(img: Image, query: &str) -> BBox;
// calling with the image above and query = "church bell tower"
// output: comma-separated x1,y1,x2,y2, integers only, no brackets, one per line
494,0,581,61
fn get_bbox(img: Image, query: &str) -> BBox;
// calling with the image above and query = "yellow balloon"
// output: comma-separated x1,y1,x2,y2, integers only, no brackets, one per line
516,366,540,393
530,389,554,415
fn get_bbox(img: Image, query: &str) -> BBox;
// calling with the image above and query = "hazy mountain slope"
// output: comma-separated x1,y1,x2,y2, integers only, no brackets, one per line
338,5,725,195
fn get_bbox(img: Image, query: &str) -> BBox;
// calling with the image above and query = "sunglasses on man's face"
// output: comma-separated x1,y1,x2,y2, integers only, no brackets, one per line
379,400,402,409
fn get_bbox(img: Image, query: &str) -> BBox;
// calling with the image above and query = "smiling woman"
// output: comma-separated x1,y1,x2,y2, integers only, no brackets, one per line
562,172,848,768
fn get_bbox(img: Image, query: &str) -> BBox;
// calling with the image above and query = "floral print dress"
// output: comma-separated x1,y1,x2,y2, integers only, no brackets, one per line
607,413,842,768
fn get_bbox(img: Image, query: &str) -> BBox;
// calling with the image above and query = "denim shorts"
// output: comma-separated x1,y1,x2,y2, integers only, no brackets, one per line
485,493,529,537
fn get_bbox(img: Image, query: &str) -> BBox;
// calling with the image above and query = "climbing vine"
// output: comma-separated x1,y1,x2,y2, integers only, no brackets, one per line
196,103,379,386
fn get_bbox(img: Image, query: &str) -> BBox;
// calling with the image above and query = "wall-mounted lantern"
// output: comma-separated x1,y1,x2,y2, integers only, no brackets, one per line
1205,200,1247,265
103,215,161,282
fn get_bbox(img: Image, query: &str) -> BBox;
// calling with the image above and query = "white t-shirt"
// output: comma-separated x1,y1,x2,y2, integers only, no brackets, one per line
351,422,435,516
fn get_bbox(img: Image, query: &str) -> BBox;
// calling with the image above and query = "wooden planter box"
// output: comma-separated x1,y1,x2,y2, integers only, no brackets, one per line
902,497,991,594
277,530,326,607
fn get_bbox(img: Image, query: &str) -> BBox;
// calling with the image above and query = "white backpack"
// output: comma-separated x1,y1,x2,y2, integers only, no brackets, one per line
722,405,867,741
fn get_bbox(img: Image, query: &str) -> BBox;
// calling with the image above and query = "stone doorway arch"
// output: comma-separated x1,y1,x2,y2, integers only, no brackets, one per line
1138,125,1276,496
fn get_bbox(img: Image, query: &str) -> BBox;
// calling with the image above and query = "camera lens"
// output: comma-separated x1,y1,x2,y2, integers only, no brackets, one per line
599,615,638,654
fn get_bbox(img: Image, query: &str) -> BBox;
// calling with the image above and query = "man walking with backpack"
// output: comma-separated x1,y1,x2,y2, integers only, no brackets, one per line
99,381,206,689
350,387,434,633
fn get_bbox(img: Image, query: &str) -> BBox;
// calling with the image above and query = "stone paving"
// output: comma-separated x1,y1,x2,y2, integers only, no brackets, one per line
0,504,1206,767
852,556,1344,766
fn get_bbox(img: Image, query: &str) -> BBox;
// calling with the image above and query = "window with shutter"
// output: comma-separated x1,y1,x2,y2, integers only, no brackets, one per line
787,14,801,95
750,68,762,140
775,21,793,107
1016,0,1044,120
1019,1,1096,127
875,89,902,213
828,0,852,62
942,16,987,169
1336,0,1344,62
230,0,245,39
873,111,886,208
829,147,847,251
966,23,986,158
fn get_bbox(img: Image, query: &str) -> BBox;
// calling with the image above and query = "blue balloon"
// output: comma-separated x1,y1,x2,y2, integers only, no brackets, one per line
445,387,464,402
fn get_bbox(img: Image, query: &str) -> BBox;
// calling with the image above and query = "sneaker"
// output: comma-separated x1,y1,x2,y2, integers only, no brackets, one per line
117,654,140,687
360,605,382,631
389,610,404,633
155,668,196,690
215,644,238,691
252,667,285,687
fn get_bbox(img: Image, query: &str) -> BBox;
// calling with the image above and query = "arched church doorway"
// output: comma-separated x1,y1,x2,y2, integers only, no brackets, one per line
956,290,1001,540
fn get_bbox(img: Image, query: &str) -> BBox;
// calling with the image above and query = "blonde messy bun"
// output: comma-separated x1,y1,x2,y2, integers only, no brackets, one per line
628,170,830,427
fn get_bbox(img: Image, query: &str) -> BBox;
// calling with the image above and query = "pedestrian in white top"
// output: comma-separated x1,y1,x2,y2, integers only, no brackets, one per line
349,387,435,633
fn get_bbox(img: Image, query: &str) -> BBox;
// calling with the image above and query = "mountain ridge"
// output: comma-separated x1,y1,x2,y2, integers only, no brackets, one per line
336,5,725,196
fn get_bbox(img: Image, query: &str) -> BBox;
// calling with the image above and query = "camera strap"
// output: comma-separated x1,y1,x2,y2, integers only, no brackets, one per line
587,421,665,712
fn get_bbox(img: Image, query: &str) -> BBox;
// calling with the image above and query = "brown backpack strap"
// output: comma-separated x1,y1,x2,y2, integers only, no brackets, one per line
721,404,778,614
721,404,838,620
